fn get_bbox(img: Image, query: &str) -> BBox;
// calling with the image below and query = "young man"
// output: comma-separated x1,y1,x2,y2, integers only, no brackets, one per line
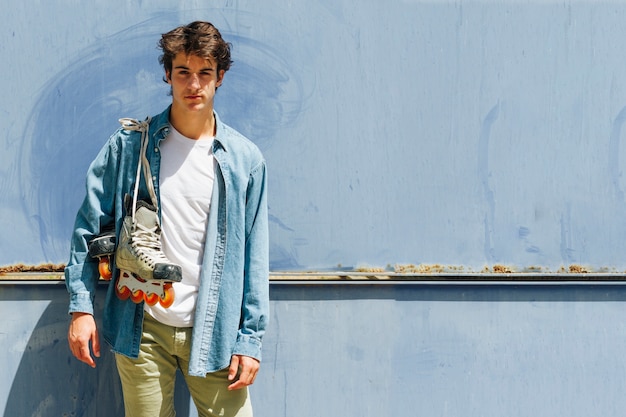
65,21,269,417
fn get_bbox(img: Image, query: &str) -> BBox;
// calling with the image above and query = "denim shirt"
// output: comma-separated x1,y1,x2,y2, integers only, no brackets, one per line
65,106,269,376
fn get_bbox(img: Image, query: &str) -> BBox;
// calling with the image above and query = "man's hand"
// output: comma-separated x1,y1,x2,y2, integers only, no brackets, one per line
227,354,260,390
68,312,100,368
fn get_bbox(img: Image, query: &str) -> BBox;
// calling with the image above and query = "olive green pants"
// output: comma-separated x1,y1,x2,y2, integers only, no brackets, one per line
115,314,253,417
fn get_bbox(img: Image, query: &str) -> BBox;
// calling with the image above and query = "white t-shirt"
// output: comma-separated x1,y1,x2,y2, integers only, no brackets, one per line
144,125,215,327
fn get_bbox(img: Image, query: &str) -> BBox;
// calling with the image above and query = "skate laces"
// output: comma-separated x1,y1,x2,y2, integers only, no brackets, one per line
129,221,169,266
119,117,158,223
119,117,149,132
119,117,175,269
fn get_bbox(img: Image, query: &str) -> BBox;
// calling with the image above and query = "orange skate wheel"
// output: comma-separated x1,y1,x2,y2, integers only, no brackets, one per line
116,283,131,300
98,257,113,280
144,292,160,306
131,290,144,304
159,284,175,308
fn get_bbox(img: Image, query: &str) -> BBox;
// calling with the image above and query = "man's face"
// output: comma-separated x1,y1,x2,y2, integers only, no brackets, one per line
166,53,224,113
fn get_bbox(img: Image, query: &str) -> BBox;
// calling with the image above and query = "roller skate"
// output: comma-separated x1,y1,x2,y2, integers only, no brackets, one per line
88,227,116,281
114,198,181,308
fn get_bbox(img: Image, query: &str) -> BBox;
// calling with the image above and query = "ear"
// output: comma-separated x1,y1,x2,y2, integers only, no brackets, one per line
165,70,172,84
216,70,225,88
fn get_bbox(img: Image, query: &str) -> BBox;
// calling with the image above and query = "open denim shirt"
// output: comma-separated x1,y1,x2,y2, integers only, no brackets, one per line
65,106,269,376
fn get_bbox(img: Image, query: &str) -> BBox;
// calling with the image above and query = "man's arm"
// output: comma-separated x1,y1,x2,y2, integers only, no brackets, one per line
65,136,119,367
229,159,270,388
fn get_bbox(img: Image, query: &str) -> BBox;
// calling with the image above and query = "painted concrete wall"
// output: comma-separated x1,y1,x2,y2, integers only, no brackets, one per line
4,3,626,416
1,281,626,417
3,1,626,272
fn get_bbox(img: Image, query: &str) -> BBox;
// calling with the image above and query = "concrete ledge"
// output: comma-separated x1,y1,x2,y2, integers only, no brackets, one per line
3,271,626,282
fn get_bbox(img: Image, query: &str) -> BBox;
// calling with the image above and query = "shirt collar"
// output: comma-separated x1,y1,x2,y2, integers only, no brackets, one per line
153,105,227,152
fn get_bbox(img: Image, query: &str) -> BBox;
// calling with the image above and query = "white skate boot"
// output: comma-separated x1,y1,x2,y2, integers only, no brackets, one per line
115,198,182,307
114,117,181,308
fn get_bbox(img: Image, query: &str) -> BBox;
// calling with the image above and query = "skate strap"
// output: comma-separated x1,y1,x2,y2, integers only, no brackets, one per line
119,117,158,223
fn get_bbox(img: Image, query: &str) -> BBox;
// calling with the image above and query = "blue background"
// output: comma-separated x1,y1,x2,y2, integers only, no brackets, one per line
3,1,626,272
2,281,626,417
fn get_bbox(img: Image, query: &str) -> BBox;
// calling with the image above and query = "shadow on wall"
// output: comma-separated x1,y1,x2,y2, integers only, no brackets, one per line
2,285,193,417
18,11,306,267
3,294,124,417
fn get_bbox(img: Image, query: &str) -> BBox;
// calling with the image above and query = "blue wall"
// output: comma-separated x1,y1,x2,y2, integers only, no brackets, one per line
2,280,626,417
3,1,626,271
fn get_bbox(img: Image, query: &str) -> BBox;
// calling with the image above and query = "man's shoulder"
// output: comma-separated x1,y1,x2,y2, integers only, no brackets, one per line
216,118,263,158
220,123,256,147
112,107,170,140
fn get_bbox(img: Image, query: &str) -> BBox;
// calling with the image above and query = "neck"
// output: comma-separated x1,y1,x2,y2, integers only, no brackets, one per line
169,105,216,140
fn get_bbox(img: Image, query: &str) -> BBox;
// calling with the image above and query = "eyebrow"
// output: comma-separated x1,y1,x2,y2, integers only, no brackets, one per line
173,65,215,71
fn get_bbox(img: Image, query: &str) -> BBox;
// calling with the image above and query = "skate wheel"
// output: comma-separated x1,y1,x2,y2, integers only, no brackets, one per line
98,257,113,280
116,283,131,300
144,292,160,306
159,284,175,308
131,290,144,304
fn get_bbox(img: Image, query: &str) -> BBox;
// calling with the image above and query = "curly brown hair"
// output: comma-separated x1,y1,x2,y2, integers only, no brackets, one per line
158,21,233,82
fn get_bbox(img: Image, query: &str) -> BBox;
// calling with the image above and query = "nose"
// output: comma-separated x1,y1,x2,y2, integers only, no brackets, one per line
188,73,200,89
